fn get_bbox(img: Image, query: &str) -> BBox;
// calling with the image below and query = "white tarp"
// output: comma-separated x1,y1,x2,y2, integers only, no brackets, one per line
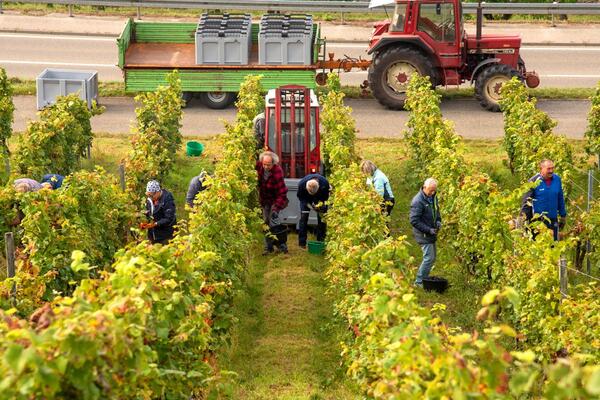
368,0,395,8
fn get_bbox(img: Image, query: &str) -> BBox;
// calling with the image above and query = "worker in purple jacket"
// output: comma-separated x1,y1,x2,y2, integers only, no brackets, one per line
521,159,567,241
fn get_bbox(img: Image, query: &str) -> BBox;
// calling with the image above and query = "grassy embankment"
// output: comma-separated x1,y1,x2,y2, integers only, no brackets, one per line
9,77,597,101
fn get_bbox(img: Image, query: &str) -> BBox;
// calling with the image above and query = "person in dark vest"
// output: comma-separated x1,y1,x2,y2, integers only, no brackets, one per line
186,170,209,207
521,159,567,241
297,173,330,248
409,178,441,288
41,174,65,189
141,180,177,245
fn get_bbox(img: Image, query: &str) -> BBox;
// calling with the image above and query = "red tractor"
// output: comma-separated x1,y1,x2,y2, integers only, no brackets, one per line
365,0,540,111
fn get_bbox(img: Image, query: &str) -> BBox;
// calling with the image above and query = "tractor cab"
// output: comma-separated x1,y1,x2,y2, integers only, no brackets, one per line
263,85,321,225
264,85,321,178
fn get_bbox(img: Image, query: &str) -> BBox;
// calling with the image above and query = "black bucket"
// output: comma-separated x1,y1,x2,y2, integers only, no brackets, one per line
422,276,449,293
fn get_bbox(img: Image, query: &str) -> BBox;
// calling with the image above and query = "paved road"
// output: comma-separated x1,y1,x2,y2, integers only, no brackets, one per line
12,95,591,139
2,32,600,88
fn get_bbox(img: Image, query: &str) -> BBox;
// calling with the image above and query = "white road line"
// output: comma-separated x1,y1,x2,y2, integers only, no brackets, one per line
543,74,600,78
326,43,600,51
0,33,116,41
0,60,116,68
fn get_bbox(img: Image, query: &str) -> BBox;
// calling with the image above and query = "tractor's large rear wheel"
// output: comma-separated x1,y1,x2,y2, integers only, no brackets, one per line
475,64,521,112
369,47,435,110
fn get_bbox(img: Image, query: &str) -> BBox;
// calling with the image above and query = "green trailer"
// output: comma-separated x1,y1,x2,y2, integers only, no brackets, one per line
117,19,326,108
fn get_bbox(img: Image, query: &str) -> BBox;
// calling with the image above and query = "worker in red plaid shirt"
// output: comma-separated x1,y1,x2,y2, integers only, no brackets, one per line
257,151,289,254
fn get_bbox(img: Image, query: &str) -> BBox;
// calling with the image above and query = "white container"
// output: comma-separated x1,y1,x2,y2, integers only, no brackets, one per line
36,68,98,110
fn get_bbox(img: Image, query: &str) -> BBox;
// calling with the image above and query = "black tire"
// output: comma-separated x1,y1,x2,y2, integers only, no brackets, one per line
181,92,194,108
474,64,521,112
200,92,237,109
368,46,436,110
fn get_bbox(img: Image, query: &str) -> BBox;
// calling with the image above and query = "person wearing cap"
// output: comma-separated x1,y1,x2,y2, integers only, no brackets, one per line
186,170,209,207
13,178,44,193
141,180,177,245
41,174,65,190
296,173,330,248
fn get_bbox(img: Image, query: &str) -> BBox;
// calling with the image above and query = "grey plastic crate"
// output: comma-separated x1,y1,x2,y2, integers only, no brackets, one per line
259,14,313,65
259,32,312,65
195,13,252,65
36,68,98,110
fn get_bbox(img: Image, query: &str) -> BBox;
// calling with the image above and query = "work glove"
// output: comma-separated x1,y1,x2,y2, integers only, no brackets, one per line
558,216,566,230
270,211,281,226
429,228,438,235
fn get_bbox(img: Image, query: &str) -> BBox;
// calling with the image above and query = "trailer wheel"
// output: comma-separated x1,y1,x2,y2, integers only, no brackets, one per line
475,64,521,112
368,47,435,110
181,92,194,108
200,92,237,109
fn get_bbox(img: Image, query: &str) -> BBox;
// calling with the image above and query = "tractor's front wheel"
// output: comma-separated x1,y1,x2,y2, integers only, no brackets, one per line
475,64,521,112
368,47,435,110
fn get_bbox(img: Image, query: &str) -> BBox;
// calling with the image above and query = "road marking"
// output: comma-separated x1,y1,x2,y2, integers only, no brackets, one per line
327,43,600,52
522,46,600,51
0,60,116,68
543,74,600,78
0,33,116,41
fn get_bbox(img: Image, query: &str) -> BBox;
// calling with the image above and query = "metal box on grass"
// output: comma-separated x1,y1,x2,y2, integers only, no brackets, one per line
36,68,98,110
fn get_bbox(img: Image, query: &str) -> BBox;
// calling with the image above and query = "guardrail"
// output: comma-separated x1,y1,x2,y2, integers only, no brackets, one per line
1,0,600,14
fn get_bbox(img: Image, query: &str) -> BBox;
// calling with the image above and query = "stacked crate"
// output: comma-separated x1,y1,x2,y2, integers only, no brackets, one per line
195,13,252,65
259,14,314,65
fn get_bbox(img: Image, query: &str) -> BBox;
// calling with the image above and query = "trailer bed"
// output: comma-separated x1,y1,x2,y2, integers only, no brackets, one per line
124,43,317,70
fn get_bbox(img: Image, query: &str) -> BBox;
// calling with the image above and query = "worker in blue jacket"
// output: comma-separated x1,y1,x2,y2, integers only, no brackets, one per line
521,159,567,241
297,173,330,248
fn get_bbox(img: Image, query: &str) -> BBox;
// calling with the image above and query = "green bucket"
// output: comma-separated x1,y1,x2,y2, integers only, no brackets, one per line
186,141,204,157
307,240,325,255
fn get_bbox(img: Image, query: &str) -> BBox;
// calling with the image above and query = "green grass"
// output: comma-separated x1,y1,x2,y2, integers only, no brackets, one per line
222,241,359,399
5,3,600,24
9,77,595,101
10,78,129,97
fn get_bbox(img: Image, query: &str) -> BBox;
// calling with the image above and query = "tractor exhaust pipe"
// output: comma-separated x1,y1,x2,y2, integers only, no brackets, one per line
476,1,483,45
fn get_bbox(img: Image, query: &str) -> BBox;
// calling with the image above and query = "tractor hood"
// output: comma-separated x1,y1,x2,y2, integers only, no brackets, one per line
465,33,521,51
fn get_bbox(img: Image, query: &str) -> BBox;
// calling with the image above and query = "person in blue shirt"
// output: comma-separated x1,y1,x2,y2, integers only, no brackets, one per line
361,160,395,216
41,174,65,190
521,159,567,241
297,173,330,248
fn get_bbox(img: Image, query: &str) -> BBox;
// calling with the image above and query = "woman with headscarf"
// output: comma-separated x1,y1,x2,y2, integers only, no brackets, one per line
141,180,177,244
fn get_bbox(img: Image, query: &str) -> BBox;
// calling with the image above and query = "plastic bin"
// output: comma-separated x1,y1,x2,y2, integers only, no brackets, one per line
195,13,252,65
259,32,312,65
259,14,313,65
422,276,449,293
186,141,204,156
307,240,325,255
36,68,98,110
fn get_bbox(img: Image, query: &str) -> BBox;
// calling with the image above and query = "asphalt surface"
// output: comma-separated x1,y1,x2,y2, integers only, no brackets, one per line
11,95,591,139
2,32,600,88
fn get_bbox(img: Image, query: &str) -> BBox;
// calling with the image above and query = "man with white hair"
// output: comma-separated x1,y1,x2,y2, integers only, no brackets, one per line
256,151,289,254
409,177,442,288
141,180,177,245
297,173,330,248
